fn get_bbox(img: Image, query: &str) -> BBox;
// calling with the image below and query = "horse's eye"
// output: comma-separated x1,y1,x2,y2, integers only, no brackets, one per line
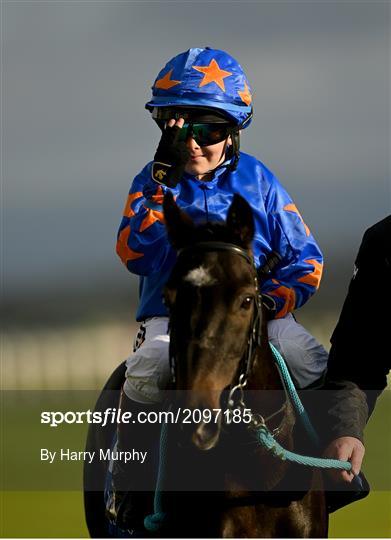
240,296,253,310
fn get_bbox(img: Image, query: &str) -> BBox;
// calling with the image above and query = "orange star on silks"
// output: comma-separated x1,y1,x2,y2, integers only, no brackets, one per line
283,203,311,237
116,225,144,265
140,207,165,232
192,59,232,92
122,191,143,218
238,81,252,106
270,279,296,319
297,259,323,289
154,69,181,90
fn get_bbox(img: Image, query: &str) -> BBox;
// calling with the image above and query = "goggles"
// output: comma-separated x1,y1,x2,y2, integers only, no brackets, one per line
156,120,234,147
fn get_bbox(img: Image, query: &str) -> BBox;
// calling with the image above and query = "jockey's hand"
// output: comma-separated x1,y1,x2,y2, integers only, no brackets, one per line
152,118,190,188
323,436,365,483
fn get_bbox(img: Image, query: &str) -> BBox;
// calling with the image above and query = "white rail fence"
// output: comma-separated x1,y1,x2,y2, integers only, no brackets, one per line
2,315,335,390
2,322,138,390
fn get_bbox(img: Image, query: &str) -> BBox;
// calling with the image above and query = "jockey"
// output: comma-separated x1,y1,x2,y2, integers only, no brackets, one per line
111,47,328,530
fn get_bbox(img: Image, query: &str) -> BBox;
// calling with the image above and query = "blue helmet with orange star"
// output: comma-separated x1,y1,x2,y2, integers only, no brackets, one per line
145,47,253,129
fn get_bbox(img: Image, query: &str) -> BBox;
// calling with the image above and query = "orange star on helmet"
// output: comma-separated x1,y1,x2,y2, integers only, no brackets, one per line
238,81,252,106
193,58,232,92
154,69,181,90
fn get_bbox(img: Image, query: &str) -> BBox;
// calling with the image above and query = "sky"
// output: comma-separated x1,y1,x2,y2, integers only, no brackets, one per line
2,1,390,318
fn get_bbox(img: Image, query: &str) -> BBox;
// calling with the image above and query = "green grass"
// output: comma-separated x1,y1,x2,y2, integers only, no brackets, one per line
1,490,390,538
1,491,89,538
329,491,391,538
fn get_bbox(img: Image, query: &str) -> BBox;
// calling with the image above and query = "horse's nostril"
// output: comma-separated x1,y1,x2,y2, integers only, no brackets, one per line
192,421,220,451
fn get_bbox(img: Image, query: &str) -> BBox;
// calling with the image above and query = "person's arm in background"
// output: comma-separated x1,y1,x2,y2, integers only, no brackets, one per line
323,216,391,481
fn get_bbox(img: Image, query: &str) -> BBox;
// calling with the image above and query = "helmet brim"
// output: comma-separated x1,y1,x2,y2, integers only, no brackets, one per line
151,106,232,124
145,96,252,128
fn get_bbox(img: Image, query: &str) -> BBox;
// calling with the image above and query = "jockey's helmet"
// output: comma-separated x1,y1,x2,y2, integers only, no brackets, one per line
145,48,253,169
145,47,253,128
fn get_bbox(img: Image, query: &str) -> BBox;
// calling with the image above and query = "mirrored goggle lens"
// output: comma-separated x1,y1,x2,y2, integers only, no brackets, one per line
189,124,232,146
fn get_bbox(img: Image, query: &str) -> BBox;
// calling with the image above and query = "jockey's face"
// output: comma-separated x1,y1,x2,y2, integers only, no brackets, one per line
164,115,232,181
184,134,231,181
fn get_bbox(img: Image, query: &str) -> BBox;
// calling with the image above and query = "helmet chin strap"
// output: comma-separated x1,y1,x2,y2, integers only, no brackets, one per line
226,113,252,172
227,128,240,171
213,125,242,174
196,128,240,179
188,110,253,179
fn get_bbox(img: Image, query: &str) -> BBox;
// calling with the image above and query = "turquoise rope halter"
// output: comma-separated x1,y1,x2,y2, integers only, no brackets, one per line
269,342,320,447
144,420,169,532
258,342,351,471
257,425,351,470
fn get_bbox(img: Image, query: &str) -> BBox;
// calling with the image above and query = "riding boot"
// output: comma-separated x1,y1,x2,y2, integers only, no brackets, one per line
106,391,161,532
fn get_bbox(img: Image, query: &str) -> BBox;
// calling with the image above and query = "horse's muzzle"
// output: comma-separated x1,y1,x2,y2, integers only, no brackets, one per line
177,406,222,451
191,417,221,451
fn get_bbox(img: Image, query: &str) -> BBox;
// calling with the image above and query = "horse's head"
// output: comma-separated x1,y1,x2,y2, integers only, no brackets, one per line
163,192,262,450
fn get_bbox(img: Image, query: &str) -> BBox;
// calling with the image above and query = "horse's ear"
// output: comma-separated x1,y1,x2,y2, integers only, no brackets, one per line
226,194,255,247
163,191,195,248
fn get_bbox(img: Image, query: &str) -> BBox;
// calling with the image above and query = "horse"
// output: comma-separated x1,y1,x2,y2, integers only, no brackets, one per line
84,192,328,538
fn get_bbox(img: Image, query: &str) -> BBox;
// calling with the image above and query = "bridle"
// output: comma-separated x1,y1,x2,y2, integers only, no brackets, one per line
167,241,288,431
167,240,289,440
168,241,262,387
